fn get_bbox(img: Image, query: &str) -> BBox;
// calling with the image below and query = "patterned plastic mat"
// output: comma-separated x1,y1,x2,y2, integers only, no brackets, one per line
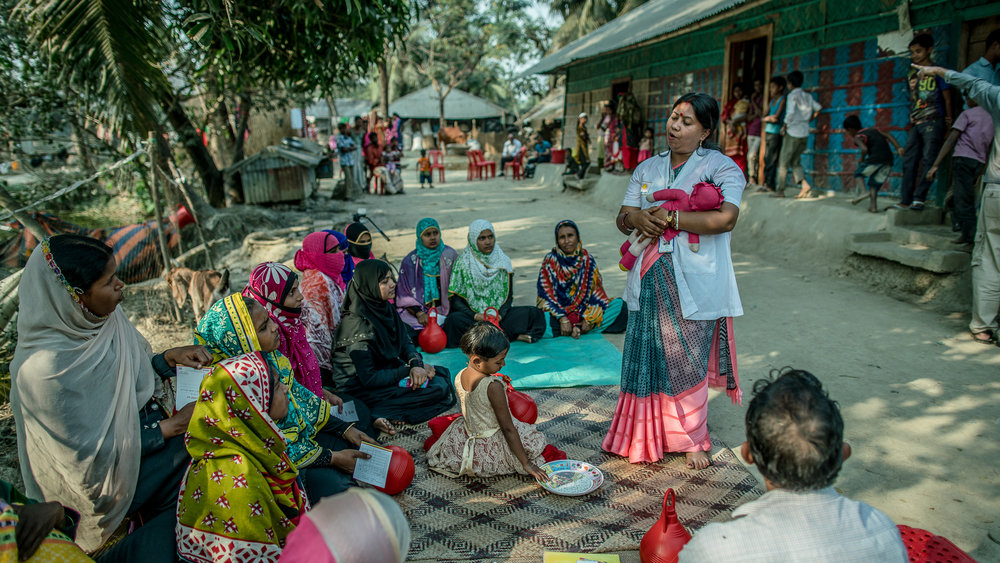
381,385,764,561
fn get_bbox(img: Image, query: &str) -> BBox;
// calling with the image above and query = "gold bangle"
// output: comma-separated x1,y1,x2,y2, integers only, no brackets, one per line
340,422,356,438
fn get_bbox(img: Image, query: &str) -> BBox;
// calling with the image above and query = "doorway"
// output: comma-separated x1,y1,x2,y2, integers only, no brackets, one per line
723,24,773,183
959,15,1000,69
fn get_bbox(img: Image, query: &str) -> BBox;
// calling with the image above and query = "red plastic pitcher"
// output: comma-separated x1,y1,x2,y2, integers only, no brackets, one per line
639,488,691,563
417,307,446,354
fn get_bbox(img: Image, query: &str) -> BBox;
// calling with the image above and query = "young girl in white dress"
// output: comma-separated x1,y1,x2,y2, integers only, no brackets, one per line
426,322,548,480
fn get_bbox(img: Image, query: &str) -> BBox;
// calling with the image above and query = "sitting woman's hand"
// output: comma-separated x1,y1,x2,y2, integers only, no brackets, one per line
408,367,429,389
473,313,485,322
415,311,429,326
344,426,377,447
580,320,593,334
558,317,573,337
331,449,371,473
159,401,195,439
13,501,65,561
632,208,668,238
424,364,436,380
322,389,344,412
163,345,212,368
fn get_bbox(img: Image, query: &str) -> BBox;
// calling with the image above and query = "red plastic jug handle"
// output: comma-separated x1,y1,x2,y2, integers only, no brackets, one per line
664,488,676,513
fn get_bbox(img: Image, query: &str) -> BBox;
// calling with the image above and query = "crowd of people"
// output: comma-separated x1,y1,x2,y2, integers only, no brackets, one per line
7,37,999,559
333,111,405,198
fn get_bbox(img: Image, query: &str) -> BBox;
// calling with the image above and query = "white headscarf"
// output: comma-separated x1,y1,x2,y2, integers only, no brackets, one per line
447,219,514,312
10,243,157,551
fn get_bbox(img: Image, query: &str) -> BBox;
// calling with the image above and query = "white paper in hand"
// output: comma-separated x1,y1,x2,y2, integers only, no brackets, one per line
175,366,212,413
329,400,359,422
352,442,392,488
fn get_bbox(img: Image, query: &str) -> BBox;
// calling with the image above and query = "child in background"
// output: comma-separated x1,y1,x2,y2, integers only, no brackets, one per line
426,322,549,480
896,33,953,211
843,115,903,213
638,127,654,163
418,149,434,189
926,97,994,246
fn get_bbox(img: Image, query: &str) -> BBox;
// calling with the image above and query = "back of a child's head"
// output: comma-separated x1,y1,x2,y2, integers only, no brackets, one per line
459,322,509,359
842,115,862,132
770,75,787,89
745,368,845,491
788,70,804,88
420,149,426,156
909,33,934,49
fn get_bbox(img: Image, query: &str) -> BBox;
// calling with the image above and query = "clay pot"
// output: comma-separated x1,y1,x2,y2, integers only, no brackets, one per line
418,307,446,353
373,445,415,495
639,488,691,563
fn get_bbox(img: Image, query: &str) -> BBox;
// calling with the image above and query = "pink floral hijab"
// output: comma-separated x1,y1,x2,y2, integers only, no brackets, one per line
242,262,323,396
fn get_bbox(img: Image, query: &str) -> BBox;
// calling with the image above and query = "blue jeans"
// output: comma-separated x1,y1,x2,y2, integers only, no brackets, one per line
900,119,944,206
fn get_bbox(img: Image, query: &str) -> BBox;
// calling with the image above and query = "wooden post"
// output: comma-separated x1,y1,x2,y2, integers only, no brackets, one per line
162,160,215,270
0,181,48,241
148,132,181,322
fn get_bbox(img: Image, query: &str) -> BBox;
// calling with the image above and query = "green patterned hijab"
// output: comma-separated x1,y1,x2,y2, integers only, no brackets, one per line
448,219,513,313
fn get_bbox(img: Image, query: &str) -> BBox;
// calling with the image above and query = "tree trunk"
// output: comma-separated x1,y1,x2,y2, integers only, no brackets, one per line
227,94,251,204
378,59,390,118
438,96,447,147
163,98,226,207
69,115,95,175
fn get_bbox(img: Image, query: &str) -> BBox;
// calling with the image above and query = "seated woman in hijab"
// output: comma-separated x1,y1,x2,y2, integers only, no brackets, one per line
537,219,626,338
293,232,351,378
396,218,458,335
196,294,379,502
279,489,410,563
443,220,546,347
176,352,307,563
345,222,375,266
242,261,395,436
10,234,211,560
331,260,456,425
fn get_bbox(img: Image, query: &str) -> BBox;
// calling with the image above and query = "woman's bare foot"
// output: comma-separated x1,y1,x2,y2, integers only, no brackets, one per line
686,450,711,470
374,418,397,435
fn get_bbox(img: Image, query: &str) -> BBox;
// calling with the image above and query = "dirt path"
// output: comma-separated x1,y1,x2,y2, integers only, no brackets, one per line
354,160,1000,560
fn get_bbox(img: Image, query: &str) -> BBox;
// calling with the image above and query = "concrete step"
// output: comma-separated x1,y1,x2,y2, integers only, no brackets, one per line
895,224,964,250
886,206,945,226
847,231,970,273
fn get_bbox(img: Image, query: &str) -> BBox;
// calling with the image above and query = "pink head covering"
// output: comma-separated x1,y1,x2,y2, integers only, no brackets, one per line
294,232,350,291
242,262,323,396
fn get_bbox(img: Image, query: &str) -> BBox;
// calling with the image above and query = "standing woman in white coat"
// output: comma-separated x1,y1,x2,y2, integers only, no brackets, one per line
602,93,745,470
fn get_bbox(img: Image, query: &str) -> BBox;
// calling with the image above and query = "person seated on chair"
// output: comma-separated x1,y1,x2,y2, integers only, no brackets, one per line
679,368,907,562
498,133,522,176
528,135,552,164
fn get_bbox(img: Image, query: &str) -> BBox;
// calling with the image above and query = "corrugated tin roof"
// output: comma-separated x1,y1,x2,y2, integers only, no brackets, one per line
523,0,746,76
224,145,324,175
333,99,374,118
518,87,565,125
389,86,507,120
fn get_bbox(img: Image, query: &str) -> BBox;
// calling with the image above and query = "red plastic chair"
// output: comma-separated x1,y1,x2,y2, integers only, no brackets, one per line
472,150,496,180
466,151,481,181
504,147,527,180
428,150,446,183
897,525,975,562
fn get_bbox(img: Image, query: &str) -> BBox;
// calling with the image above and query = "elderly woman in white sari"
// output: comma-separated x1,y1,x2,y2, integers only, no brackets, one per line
10,234,210,561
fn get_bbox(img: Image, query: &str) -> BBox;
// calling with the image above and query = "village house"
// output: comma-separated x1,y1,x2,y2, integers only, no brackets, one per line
526,0,999,199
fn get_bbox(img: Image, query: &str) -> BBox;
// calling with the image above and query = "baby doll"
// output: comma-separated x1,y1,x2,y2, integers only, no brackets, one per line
619,181,724,271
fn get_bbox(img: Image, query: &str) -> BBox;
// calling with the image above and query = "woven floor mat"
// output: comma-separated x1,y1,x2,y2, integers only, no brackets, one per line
382,385,764,562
